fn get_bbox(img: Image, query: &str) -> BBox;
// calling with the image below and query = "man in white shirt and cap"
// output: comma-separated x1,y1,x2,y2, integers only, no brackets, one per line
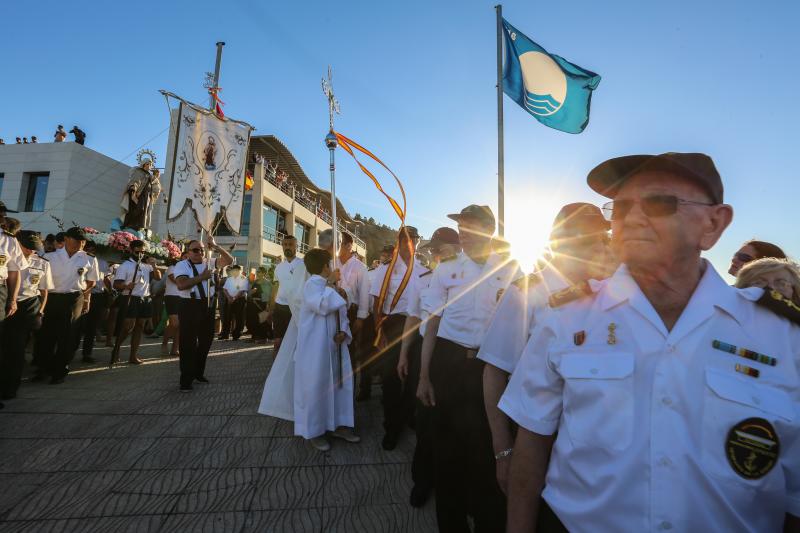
501,152,800,532
416,205,521,531
220,264,249,341
479,202,612,494
37,227,99,384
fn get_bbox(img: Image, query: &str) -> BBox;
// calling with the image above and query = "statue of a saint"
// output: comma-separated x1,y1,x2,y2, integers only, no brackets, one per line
203,136,217,170
120,160,162,232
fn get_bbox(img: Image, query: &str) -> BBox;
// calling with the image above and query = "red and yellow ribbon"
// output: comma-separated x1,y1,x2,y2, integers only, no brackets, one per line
333,131,413,346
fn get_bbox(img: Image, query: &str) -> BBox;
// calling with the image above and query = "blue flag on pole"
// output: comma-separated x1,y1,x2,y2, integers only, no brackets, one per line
502,19,601,134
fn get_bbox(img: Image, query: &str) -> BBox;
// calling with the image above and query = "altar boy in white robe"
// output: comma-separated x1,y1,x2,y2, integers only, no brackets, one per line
294,248,361,451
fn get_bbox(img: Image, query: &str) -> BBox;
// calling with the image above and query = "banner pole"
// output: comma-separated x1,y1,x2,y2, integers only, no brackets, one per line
495,5,505,237
203,41,225,308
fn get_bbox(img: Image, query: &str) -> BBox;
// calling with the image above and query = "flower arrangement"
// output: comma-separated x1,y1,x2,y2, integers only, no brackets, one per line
81,228,182,262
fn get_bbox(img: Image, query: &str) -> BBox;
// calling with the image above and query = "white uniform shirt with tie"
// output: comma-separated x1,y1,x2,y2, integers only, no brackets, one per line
499,261,800,532
421,252,522,350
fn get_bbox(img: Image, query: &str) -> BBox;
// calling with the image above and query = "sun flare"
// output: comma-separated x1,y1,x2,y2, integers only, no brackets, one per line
501,188,567,273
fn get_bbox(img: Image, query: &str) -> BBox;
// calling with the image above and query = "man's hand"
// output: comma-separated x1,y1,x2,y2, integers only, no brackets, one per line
327,268,341,285
397,353,409,382
199,268,213,281
206,235,218,249
416,376,436,407
6,299,17,318
496,454,511,495
333,331,347,345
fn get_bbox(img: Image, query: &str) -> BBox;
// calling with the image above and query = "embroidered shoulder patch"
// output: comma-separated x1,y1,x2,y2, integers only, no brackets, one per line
548,281,593,308
756,289,800,326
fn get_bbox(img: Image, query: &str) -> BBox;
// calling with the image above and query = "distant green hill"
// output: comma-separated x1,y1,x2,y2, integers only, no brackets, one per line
353,213,398,265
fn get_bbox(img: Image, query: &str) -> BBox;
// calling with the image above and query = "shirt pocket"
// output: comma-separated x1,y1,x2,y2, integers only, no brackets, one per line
559,352,635,451
701,367,792,491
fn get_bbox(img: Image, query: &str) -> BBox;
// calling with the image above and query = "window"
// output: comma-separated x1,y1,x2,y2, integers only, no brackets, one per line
262,203,287,244
0,173,4,198
294,222,310,253
24,172,49,212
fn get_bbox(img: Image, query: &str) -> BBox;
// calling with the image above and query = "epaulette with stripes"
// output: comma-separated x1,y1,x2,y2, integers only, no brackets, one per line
548,280,594,308
513,271,543,290
419,269,432,278
757,289,800,326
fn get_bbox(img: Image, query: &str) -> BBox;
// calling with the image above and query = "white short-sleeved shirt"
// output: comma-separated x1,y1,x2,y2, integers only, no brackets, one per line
0,233,29,281
44,248,100,293
173,258,218,299
499,261,800,532
370,258,424,317
114,259,154,297
337,254,370,319
223,275,249,297
18,254,54,300
274,257,307,307
405,267,433,337
164,265,181,297
421,252,522,349
91,258,109,294
478,266,569,374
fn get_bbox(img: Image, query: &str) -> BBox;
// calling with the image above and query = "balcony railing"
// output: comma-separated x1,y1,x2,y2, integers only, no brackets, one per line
263,226,286,245
263,173,366,249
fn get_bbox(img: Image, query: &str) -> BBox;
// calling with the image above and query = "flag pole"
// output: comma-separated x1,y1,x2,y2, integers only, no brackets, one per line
495,4,505,237
203,41,225,308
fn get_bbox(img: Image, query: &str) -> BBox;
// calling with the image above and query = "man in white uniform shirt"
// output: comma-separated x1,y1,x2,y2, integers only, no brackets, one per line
501,153,800,532
0,231,52,400
369,226,423,451
174,237,232,392
478,203,611,494
112,240,161,364
273,235,306,352
416,204,521,532
220,264,248,340
38,227,99,384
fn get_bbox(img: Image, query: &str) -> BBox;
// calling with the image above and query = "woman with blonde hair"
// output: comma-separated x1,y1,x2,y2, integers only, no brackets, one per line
734,257,800,305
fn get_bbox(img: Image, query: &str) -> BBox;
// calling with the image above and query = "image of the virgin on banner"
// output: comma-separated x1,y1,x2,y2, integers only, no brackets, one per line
165,99,254,233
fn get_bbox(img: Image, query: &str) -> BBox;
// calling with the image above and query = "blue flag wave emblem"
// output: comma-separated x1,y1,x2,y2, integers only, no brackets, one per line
502,19,601,134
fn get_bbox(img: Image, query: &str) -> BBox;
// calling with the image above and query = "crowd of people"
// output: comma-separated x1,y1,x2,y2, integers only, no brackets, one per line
256,151,800,532
0,125,86,146
0,149,798,530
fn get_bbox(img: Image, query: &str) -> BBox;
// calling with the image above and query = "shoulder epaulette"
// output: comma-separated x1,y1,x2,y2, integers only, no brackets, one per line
756,289,800,326
3,230,15,237
419,269,432,278
513,271,543,290
548,280,594,308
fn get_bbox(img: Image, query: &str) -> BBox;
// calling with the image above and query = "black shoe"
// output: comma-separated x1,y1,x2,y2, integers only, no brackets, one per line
195,376,209,384
180,384,193,392
409,484,430,508
82,356,96,364
218,335,229,341
381,432,399,451
49,377,65,385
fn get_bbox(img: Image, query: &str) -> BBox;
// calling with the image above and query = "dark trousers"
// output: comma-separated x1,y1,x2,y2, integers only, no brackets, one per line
39,292,83,379
407,333,435,491
80,292,107,356
178,299,215,387
245,300,272,340
221,297,245,338
356,313,376,395
430,337,506,533
379,314,412,437
0,297,40,396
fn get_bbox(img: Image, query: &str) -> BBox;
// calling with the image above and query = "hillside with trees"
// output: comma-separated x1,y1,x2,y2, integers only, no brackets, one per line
353,213,398,264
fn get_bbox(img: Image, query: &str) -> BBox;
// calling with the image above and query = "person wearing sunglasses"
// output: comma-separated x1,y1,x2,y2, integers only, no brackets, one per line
728,239,787,277
478,202,611,496
173,236,232,392
501,152,800,533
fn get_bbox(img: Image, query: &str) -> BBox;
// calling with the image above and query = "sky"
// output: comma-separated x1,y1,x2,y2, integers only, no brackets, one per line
3,0,799,276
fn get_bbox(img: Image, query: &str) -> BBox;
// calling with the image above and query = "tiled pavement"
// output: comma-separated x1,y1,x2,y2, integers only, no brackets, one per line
0,339,437,532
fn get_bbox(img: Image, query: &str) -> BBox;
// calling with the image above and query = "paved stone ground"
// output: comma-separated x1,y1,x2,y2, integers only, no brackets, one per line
0,338,437,532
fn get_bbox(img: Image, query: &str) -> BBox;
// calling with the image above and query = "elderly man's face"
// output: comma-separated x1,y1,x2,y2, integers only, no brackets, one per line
610,171,731,269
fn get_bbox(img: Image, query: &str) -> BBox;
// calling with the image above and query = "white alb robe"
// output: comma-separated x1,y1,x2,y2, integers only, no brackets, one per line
293,275,354,439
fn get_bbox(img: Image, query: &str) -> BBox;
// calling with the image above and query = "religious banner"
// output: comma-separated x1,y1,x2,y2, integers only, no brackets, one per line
162,93,254,233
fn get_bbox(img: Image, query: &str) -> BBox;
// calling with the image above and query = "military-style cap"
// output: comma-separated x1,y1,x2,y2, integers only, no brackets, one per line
587,152,723,204
16,230,42,251
64,226,87,241
551,203,609,238
447,204,496,230
0,200,18,214
419,227,459,250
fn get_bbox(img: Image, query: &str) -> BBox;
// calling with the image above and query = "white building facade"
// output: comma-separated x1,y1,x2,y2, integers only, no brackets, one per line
0,142,131,235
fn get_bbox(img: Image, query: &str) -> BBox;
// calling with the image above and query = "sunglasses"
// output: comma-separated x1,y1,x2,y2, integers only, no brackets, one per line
602,195,715,221
733,252,754,263
189,247,205,253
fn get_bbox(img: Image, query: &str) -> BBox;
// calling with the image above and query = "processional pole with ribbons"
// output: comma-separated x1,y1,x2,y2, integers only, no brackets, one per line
495,4,505,237
322,66,344,388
